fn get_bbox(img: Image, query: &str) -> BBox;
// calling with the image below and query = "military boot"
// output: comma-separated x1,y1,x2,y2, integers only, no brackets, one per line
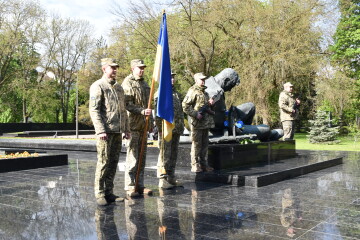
191,163,202,173
140,188,153,195
167,177,183,187
126,190,140,198
96,197,108,206
105,193,125,203
159,178,175,189
201,165,214,172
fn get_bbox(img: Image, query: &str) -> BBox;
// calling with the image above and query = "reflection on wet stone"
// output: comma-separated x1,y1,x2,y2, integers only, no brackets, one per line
95,205,119,240
0,150,359,239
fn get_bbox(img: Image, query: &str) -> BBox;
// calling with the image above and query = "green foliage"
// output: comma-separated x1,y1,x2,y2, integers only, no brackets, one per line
329,0,360,121
330,0,360,79
295,132,360,151
345,123,360,144
307,110,340,144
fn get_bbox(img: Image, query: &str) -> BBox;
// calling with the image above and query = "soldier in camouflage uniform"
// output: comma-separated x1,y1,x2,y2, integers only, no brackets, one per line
89,58,130,206
122,59,153,197
154,72,184,189
182,72,215,173
278,82,301,140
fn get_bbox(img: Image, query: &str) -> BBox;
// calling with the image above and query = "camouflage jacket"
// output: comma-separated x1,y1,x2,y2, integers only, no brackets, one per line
89,76,129,135
154,88,184,135
278,90,298,121
182,84,214,129
121,74,153,132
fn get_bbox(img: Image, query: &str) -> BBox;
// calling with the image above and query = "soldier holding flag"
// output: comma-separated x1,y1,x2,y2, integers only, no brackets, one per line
154,72,184,189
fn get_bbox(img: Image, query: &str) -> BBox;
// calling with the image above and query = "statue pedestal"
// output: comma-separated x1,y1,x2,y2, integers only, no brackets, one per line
145,141,343,187
176,140,296,170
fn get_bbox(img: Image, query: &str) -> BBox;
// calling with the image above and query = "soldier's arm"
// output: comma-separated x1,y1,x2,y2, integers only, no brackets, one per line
123,83,145,115
120,88,130,133
182,92,198,118
89,84,106,134
278,93,293,113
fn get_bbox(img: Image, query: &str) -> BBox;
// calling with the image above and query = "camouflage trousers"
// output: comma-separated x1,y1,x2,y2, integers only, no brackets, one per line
124,131,147,191
190,129,209,167
94,133,122,198
282,120,295,140
157,132,181,179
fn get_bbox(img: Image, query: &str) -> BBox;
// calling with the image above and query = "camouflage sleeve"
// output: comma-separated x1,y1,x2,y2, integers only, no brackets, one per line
122,80,144,115
278,92,293,113
123,110,130,133
182,90,198,118
120,87,130,133
89,83,106,134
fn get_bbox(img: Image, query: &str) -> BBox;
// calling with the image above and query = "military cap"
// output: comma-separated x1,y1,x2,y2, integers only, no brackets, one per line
171,71,176,76
101,58,119,67
283,82,293,87
131,59,147,68
194,72,207,81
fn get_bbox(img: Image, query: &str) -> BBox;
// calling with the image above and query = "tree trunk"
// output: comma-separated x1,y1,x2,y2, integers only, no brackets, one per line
22,96,28,123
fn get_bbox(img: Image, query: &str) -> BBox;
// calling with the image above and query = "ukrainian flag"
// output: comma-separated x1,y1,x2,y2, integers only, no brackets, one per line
153,11,174,141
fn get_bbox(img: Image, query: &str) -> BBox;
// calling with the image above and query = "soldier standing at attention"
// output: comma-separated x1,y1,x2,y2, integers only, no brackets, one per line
154,72,184,189
278,82,301,140
182,73,215,173
122,59,153,197
89,58,130,206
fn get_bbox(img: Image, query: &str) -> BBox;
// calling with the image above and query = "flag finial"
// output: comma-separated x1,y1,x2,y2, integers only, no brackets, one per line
162,9,165,14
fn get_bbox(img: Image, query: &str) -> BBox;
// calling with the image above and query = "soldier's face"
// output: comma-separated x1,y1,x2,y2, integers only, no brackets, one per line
171,76,176,85
132,66,145,77
284,85,293,92
103,65,118,79
196,78,205,86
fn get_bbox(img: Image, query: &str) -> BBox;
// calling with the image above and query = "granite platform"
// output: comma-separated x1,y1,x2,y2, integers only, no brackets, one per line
0,148,358,240
0,148,68,173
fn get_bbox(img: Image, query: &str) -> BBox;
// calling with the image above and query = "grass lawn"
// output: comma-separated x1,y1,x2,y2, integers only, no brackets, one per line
295,133,360,151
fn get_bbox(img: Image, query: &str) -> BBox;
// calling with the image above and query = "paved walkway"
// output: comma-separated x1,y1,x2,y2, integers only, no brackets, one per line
0,137,359,239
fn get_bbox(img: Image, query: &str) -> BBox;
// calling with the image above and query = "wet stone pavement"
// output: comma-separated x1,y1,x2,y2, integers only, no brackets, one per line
0,150,359,240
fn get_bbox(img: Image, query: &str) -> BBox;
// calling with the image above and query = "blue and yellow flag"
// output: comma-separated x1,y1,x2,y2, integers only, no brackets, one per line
153,12,174,141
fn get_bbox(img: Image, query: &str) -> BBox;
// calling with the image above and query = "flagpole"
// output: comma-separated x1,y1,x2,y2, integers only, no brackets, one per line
134,12,166,193
134,71,156,193
135,10,169,193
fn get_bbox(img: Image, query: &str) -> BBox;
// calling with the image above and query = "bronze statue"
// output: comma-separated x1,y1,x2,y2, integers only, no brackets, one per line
204,68,283,142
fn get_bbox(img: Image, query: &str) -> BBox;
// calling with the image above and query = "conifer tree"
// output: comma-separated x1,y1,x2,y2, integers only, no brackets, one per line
307,110,340,144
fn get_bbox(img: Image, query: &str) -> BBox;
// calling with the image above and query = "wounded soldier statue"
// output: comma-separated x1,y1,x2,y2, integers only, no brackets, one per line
203,68,283,142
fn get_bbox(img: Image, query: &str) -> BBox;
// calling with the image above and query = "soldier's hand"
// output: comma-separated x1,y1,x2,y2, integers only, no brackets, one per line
196,112,203,120
99,133,108,140
208,98,215,106
123,132,131,139
143,108,152,116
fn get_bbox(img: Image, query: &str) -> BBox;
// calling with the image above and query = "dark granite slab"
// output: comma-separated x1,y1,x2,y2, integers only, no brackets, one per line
146,152,344,187
176,140,296,170
0,154,68,173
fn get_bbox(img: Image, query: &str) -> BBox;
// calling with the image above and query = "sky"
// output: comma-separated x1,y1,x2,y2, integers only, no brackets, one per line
38,0,127,41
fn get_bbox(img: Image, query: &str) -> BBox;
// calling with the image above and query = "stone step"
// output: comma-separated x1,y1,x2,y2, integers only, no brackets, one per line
145,152,343,187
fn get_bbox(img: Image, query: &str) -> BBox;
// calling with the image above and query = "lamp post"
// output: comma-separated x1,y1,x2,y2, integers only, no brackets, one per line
76,73,79,139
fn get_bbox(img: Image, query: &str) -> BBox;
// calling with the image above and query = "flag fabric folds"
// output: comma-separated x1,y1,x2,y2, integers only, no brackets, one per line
153,12,174,141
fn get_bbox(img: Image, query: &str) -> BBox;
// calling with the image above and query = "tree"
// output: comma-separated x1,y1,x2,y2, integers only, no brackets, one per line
315,63,354,126
329,0,360,124
40,16,95,123
0,0,45,122
110,0,327,127
307,110,340,144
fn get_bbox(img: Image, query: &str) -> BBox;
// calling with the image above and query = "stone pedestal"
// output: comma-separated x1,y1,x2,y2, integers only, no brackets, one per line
176,140,296,170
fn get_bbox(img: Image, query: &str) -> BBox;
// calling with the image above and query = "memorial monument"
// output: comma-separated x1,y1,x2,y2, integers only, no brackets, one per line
203,68,283,142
